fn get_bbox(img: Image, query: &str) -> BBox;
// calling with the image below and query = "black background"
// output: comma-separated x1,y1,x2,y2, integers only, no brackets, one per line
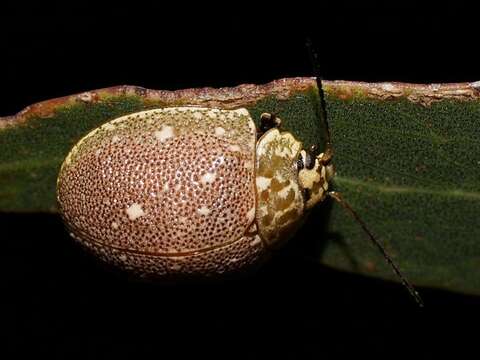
2,2,479,359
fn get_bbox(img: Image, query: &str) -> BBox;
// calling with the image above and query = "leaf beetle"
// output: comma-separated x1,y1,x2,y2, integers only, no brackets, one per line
56,40,423,306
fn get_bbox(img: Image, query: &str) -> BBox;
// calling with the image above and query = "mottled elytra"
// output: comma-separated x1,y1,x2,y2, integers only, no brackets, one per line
56,40,423,306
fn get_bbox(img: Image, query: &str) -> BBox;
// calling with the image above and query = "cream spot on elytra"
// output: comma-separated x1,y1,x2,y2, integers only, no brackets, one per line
207,109,218,118
154,125,175,142
103,123,115,131
200,172,216,185
126,203,145,220
193,112,203,120
111,135,121,143
214,127,226,137
228,144,241,152
111,221,119,229
234,108,249,117
197,206,211,216
244,161,253,170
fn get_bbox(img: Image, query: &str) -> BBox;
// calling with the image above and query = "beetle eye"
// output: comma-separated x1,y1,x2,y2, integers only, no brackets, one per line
296,154,304,171
309,144,319,157
304,152,315,170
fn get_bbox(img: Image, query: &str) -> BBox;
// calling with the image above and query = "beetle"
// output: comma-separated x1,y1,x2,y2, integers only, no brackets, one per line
56,40,423,306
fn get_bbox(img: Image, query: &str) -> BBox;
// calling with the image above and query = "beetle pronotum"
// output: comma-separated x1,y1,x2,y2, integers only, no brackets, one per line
56,39,423,306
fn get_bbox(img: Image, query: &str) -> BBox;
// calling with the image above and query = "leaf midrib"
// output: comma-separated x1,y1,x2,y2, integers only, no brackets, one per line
335,176,480,200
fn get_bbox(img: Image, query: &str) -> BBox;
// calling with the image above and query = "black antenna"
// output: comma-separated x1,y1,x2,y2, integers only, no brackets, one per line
328,192,424,307
306,38,424,307
306,37,332,163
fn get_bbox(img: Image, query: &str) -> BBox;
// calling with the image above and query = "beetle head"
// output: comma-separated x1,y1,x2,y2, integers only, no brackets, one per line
297,149,335,210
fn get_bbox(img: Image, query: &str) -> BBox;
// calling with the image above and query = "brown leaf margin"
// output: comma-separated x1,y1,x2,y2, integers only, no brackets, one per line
2,77,480,129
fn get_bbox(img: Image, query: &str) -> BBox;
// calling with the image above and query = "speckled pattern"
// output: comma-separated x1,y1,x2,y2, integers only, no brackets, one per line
77,225,264,278
57,107,266,277
255,129,305,247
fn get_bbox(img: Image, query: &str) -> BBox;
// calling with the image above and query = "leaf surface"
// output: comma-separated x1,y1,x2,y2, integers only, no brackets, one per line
1,78,479,295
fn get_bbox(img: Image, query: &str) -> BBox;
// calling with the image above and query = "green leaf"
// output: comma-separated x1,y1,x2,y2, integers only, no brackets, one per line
1,78,479,295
